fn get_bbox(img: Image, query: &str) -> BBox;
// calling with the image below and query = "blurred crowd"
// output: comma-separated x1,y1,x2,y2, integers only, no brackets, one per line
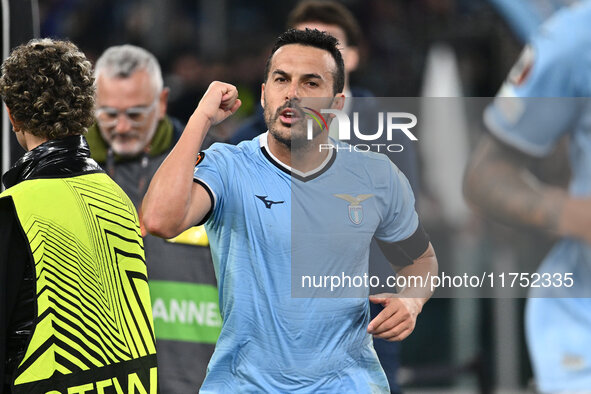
40,0,520,120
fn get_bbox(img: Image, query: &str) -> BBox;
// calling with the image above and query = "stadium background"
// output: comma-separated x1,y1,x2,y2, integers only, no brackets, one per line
1,0,580,392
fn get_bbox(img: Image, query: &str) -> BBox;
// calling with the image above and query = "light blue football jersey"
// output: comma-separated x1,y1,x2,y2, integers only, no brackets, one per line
193,132,418,393
488,0,576,42
485,2,591,391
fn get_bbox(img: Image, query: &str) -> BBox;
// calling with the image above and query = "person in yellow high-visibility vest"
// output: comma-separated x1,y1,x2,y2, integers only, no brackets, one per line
0,38,157,394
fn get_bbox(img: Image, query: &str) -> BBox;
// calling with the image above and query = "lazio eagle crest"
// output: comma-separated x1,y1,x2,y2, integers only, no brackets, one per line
333,194,375,225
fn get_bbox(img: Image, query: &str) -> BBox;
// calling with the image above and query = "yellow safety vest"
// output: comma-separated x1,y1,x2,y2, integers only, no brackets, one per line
1,172,157,394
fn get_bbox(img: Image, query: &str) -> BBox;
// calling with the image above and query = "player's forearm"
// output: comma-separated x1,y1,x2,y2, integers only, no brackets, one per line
556,197,591,243
142,111,212,237
396,243,438,306
464,135,567,235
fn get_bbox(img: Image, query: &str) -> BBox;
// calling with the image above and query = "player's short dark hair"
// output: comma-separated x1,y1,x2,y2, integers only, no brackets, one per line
0,38,95,139
287,0,362,47
263,28,345,95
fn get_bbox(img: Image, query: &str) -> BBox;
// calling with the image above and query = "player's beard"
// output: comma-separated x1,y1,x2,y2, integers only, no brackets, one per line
264,100,309,151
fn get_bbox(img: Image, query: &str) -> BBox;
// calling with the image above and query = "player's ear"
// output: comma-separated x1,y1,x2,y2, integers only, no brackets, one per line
5,105,16,128
5,105,25,134
331,94,345,111
260,83,266,108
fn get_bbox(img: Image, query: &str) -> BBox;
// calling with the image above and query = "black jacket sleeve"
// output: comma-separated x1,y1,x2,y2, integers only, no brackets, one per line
0,197,30,393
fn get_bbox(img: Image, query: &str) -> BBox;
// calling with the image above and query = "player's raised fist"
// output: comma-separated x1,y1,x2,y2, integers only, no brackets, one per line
195,81,242,126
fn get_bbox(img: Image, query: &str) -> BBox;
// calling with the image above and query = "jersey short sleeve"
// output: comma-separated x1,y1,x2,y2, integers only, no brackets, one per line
374,160,419,244
192,143,233,223
484,3,591,156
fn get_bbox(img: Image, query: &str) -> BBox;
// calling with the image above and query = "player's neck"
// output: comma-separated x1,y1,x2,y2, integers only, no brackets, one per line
267,133,329,172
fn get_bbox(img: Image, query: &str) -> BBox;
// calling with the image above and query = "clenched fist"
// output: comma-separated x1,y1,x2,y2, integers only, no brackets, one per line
194,81,242,127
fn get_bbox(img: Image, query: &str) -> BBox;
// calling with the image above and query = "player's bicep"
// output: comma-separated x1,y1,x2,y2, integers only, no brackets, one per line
376,221,430,265
465,133,532,180
191,146,230,228
178,181,214,231
375,161,418,243
464,133,533,210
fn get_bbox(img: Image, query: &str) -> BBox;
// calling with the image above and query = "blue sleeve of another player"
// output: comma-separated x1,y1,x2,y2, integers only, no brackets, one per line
192,143,231,223
484,5,589,156
374,160,419,244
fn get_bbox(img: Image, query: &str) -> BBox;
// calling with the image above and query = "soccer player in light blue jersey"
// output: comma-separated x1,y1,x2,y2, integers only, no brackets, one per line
464,2,591,392
143,29,437,392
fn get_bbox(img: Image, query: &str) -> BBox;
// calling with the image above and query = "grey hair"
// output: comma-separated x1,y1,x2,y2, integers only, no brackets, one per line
94,44,163,92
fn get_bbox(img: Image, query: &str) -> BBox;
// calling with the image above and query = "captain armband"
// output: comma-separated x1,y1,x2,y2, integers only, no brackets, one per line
377,222,430,263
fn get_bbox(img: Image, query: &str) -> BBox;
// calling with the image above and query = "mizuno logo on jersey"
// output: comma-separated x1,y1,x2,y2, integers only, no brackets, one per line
334,194,374,225
255,195,285,209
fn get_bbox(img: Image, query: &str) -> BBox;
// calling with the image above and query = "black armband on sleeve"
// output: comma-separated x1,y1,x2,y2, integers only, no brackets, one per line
377,222,430,263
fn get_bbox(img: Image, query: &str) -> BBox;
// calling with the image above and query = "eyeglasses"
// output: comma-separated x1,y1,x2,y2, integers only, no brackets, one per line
95,98,158,128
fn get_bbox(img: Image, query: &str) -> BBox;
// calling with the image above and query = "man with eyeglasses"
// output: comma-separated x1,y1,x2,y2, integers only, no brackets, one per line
85,44,220,393
94,96,160,156
87,45,179,203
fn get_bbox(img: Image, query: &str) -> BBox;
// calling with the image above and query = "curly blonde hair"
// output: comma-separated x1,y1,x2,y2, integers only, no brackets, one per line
0,38,95,139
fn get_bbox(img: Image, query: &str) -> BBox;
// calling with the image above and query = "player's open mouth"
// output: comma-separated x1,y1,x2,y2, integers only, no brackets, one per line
279,108,301,125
